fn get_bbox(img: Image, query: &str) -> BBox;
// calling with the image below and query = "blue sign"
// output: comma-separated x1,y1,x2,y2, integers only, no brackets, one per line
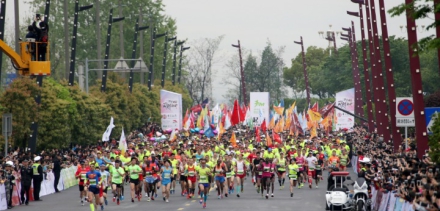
4,72,17,86
425,107,440,134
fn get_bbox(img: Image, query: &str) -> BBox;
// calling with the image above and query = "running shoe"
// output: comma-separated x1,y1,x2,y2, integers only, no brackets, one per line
218,195,221,199
237,194,240,198
145,193,149,197
112,197,115,202
101,205,104,210
166,199,169,203
257,188,260,193
291,193,293,197
104,198,108,205
155,193,158,198
316,185,318,189
203,202,206,208
225,193,228,197
199,199,203,204
309,184,312,189
271,194,274,197
265,194,268,199
121,195,124,200
147,197,151,202
132,198,134,203
138,194,141,201
187,194,190,199
117,199,120,205
151,196,155,201
81,200,84,206
163,197,166,201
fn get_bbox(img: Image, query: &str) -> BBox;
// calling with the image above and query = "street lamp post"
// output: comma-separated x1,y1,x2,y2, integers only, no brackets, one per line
101,9,125,92
178,46,190,84
378,0,401,151
128,16,149,93
232,40,247,106
368,0,391,143
172,41,185,85
161,33,176,88
68,1,93,86
404,0,429,158
148,27,166,91
348,1,374,132
294,36,311,106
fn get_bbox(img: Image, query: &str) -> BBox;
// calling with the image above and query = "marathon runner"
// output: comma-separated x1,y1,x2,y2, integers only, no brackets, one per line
85,164,101,211
197,158,212,208
288,158,299,197
160,160,173,202
128,157,142,202
110,160,124,205
75,161,90,206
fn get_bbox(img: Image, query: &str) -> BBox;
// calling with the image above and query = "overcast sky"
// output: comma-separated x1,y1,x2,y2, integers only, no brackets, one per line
6,0,435,104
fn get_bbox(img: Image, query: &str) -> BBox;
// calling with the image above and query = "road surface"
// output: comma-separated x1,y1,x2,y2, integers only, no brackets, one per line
12,169,356,211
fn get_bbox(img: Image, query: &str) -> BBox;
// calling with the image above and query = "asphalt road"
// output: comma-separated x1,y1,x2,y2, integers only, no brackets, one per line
11,169,357,211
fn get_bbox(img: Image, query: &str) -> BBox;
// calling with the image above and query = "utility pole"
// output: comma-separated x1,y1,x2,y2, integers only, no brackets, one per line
232,40,247,105
139,12,144,84
178,46,190,84
161,33,176,88
0,0,7,85
172,40,184,85
294,36,311,106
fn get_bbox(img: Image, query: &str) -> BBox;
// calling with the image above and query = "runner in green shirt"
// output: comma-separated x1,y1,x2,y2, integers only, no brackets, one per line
111,160,125,205
128,157,142,203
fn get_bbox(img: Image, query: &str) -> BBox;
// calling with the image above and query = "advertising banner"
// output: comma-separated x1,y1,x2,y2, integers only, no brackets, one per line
250,92,270,127
335,88,355,130
160,90,182,130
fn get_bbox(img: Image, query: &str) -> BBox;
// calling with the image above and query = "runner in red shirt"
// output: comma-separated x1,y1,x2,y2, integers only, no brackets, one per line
75,161,91,206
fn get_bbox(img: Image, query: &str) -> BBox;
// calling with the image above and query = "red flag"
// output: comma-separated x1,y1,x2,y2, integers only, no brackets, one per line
191,104,202,113
273,131,282,144
256,127,261,142
311,102,319,112
319,102,335,118
230,99,240,126
239,104,246,121
261,119,267,132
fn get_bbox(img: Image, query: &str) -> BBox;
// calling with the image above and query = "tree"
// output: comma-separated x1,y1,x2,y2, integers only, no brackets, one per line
183,35,224,105
425,90,440,107
222,51,243,103
428,113,440,163
388,1,440,51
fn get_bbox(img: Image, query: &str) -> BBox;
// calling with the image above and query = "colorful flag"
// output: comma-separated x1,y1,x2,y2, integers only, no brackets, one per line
102,117,115,142
261,119,267,132
230,132,237,147
231,99,241,126
319,102,335,118
169,129,178,142
273,131,282,144
256,127,261,142
119,127,127,155
273,105,284,116
266,131,273,147
224,113,232,130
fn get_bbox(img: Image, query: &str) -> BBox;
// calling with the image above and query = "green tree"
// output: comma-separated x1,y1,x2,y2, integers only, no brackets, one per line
388,1,440,51
428,113,440,163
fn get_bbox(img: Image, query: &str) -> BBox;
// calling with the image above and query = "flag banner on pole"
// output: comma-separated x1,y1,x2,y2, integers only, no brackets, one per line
102,117,115,142
119,128,127,155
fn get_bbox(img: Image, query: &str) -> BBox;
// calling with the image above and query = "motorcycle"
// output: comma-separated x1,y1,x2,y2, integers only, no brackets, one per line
352,177,371,211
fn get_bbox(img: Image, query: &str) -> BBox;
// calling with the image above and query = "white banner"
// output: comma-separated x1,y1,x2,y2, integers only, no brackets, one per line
160,90,183,130
335,88,355,130
102,117,115,142
250,92,270,127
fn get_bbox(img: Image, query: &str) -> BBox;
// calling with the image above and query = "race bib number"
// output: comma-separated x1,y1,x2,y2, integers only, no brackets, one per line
89,180,97,185
81,174,87,180
199,176,207,181
164,173,170,179
237,170,244,175
188,171,195,177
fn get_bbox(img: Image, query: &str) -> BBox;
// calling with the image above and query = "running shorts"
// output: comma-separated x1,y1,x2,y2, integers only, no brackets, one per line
188,176,196,184
130,178,139,185
215,176,225,183
89,186,100,195
162,180,171,186
308,169,316,179
315,170,322,179
199,183,210,188
79,185,85,192
236,173,246,179
277,171,285,177
256,172,263,179
180,175,188,182
112,183,122,188
145,177,155,184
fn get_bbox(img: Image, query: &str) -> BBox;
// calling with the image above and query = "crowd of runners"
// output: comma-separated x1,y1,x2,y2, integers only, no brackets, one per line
72,122,357,210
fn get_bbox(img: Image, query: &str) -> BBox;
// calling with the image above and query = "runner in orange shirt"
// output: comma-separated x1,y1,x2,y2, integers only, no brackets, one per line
328,151,340,168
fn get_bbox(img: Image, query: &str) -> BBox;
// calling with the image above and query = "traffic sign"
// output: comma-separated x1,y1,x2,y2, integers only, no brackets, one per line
396,97,415,127
425,107,440,134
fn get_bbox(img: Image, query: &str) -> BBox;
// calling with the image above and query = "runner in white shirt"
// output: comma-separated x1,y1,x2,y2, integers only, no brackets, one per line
99,164,110,210
305,153,318,189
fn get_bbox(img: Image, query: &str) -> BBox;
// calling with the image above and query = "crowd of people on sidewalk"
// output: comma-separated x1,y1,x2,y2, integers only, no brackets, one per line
1,121,439,211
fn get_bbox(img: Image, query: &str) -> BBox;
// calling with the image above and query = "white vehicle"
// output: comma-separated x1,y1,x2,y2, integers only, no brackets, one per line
353,176,371,211
325,171,353,211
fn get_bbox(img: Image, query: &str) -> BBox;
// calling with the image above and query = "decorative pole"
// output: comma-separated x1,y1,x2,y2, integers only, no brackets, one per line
404,0,429,158
128,16,149,93
101,9,125,92
68,1,93,86
161,34,176,88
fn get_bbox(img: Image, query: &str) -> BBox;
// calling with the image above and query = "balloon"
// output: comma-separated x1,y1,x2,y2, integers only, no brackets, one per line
149,137,156,141
199,130,204,134
190,129,195,133
156,132,162,136
166,129,172,134
210,124,215,129
161,135,166,139
213,130,218,135
195,128,200,132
